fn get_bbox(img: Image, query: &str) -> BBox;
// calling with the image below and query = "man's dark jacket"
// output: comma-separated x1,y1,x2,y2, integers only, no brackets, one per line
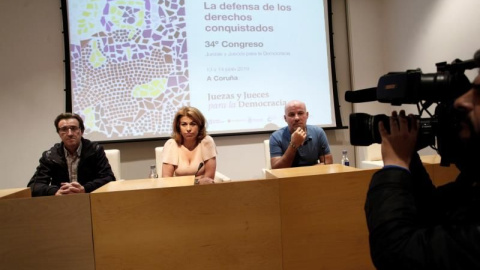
27,138,115,196
365,153,480,269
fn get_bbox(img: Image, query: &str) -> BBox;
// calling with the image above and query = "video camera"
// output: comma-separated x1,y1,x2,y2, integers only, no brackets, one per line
345,57,478,166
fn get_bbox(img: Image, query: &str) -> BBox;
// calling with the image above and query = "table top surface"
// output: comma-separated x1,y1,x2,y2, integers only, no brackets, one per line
420,154,442,164
93,175,195,193
265,164,360,178
0,187,31,199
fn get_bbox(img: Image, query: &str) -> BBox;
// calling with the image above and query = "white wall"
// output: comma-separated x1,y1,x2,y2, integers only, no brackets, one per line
347,0,480,164
0,0,353,188
0,0,65,189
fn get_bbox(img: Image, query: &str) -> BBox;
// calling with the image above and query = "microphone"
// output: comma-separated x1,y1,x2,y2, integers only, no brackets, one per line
194,162,204,185
194,162,204,177
345,87,377,103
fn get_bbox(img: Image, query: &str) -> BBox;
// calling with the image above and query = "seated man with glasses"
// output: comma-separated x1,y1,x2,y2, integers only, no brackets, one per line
27,113,115,196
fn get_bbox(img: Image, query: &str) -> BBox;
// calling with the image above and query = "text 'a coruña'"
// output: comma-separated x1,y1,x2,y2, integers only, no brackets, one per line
207,75,238,81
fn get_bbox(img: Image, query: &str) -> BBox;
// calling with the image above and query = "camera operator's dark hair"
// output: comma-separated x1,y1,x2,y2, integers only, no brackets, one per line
54,113,85,133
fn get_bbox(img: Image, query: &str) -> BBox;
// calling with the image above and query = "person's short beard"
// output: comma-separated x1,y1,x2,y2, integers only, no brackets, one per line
454,117,480,177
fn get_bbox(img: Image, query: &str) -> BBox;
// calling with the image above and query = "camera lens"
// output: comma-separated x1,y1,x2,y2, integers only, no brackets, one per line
349,113,388,146
349,113,436,147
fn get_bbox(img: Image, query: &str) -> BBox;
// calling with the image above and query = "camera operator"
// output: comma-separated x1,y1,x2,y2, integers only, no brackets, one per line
365,49,480,270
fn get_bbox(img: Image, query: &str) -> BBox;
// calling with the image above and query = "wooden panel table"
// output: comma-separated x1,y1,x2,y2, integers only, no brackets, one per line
420,155,460,186
93,175,195,192
279,169,377,270
91,178,283,270
265,163,359,179
0,187,31,200
0,194,95,270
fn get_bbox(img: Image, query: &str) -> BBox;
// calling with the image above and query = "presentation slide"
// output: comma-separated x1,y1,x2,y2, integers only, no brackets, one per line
66,0,334,141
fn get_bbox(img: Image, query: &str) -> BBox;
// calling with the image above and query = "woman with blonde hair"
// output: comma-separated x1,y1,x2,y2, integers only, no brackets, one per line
162,106,216,184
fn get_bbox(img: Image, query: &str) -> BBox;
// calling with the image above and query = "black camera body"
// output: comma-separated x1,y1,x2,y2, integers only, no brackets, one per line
345,58,477,166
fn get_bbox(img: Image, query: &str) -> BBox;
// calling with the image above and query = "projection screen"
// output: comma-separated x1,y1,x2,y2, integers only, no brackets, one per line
63,0,338,142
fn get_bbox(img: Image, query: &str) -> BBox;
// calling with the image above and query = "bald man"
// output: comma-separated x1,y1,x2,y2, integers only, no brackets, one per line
269,100,333,169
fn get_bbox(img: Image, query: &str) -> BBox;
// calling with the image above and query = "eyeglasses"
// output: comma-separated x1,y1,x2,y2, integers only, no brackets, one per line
59,126,80,133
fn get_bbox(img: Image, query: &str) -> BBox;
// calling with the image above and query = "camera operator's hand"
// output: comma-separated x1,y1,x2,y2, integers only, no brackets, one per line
379,110,418,169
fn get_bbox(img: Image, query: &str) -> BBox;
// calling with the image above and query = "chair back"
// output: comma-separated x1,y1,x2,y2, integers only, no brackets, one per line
105,149,121,180
155,147,164,177
264,140,271,170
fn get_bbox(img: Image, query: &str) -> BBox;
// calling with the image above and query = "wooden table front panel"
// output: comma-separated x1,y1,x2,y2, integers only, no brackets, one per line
0,194,95,270
421,155,460,187
279,169,377,270
91,180,283,270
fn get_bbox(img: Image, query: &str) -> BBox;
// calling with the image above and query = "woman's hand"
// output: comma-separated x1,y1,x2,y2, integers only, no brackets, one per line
379,110,419,169
196,176,215,185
